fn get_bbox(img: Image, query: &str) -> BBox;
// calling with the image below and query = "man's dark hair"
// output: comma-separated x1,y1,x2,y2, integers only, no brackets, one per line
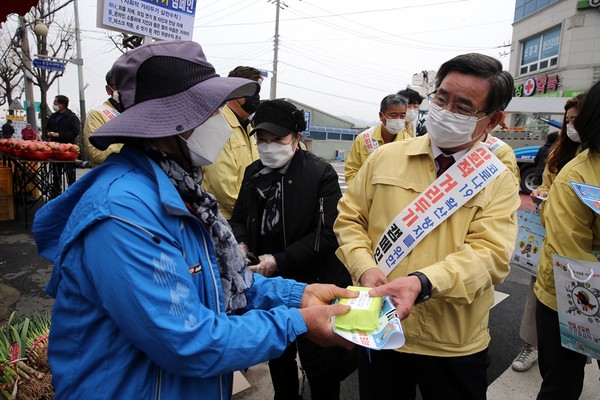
397,88,424,105
55,95,69,107
547,132,558,144
228,66,262,82
380,94,407,113
575,81,600,154
435,53,514,112
105,70,115,87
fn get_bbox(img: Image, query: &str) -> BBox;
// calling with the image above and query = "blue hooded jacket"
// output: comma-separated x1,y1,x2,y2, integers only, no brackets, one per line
33,147,307,399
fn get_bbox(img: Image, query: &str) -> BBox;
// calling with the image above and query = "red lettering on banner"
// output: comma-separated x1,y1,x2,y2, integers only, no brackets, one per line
424,185,443,203
439,173,458,192
401,207,418,227
467,151,485,168
414,197,431,214
475,147,492,160
457,159,475,178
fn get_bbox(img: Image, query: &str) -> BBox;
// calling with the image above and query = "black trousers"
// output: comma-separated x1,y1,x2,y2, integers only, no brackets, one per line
51,163,75,197
360,348,490,400
535,299,589,400
268,337,358,400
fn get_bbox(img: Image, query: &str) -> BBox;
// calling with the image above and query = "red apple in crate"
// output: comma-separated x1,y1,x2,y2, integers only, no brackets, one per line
27,142,38,152
68,144,80,153
54,143,69,152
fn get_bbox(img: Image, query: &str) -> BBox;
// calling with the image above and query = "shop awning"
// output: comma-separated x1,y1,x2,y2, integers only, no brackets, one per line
504,97,568,115
0,1,39,24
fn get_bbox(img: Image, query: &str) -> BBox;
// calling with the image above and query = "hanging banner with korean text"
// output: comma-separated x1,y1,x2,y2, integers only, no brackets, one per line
374,145,506,276
97,0,196,41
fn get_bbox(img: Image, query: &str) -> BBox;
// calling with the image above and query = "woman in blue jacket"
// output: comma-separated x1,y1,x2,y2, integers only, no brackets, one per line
33,41,354,400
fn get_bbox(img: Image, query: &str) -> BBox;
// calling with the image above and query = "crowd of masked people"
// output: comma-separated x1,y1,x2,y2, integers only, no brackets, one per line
31,39,599,400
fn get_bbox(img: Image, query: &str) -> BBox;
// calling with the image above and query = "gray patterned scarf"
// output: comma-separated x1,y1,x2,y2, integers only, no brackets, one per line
147,149,253,312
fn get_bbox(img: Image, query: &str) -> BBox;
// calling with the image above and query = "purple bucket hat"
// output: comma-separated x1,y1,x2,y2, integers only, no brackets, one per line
91,40,259,150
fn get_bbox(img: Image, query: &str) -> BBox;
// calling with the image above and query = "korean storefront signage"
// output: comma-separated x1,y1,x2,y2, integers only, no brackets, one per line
577,0,600,10
515,74,562,97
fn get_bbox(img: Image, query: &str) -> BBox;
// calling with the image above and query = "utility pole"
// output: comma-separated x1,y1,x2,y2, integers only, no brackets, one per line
18,16,39,131
73,0,86,129
270,0,281,100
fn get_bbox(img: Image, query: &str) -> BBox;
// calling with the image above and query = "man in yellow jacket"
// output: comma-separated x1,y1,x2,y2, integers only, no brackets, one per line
334,53,520,400
202,66,262,220
344,94,411,184
84,71,123,167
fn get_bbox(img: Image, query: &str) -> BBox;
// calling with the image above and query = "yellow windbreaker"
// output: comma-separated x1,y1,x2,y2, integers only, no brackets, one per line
344,124,410,184
486,137,520,181
202,105,259,220
84,100,123,167
534,150,600,311
334,135,520,356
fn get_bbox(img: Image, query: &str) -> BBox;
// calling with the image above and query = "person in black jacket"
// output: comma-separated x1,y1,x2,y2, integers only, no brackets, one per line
533,131,558,185
1,119,15,138
46,95,81,195
230,99,357,400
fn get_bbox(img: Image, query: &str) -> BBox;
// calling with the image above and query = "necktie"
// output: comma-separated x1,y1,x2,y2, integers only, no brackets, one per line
436,155,455,177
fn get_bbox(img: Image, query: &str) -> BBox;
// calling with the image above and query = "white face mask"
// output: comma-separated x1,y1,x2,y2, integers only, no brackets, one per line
258,140,296,169
405,109,419,123
181,112,231,167
425,107,484,148
384,117,405,135
566,124,580,143
52,104,59,112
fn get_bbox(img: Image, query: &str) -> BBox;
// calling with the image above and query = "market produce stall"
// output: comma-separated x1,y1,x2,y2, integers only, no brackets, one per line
0,139,79,227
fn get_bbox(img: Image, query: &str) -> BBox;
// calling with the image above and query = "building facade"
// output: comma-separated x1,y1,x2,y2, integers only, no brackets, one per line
509,0,600,116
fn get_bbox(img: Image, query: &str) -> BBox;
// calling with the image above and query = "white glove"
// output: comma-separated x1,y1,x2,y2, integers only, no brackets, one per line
250,254,278,277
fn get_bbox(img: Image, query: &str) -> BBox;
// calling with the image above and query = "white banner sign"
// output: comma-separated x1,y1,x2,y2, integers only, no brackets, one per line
375,145,507,276
97,0,196,41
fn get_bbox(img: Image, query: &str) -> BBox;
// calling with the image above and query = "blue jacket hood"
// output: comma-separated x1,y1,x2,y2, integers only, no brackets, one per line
33,146,188,297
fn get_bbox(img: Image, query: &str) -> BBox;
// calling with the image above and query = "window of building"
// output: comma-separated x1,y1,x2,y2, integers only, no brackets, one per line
514,0,558,21
520,27,561,75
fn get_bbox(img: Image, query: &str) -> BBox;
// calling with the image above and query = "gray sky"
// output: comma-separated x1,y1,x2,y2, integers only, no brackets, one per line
20,0,518,124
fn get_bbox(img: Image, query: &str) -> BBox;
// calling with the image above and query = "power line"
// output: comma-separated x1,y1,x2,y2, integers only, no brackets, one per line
278,58,392,93
202,0,468,27
279,80,378,104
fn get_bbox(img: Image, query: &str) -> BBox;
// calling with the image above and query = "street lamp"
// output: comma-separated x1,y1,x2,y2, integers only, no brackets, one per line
34,22,49,37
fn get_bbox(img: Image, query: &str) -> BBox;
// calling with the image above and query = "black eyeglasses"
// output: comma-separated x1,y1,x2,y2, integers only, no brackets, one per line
427,91,490,121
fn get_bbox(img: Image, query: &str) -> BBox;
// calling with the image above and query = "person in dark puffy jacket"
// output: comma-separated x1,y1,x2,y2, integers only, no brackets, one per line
231,99,358,400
